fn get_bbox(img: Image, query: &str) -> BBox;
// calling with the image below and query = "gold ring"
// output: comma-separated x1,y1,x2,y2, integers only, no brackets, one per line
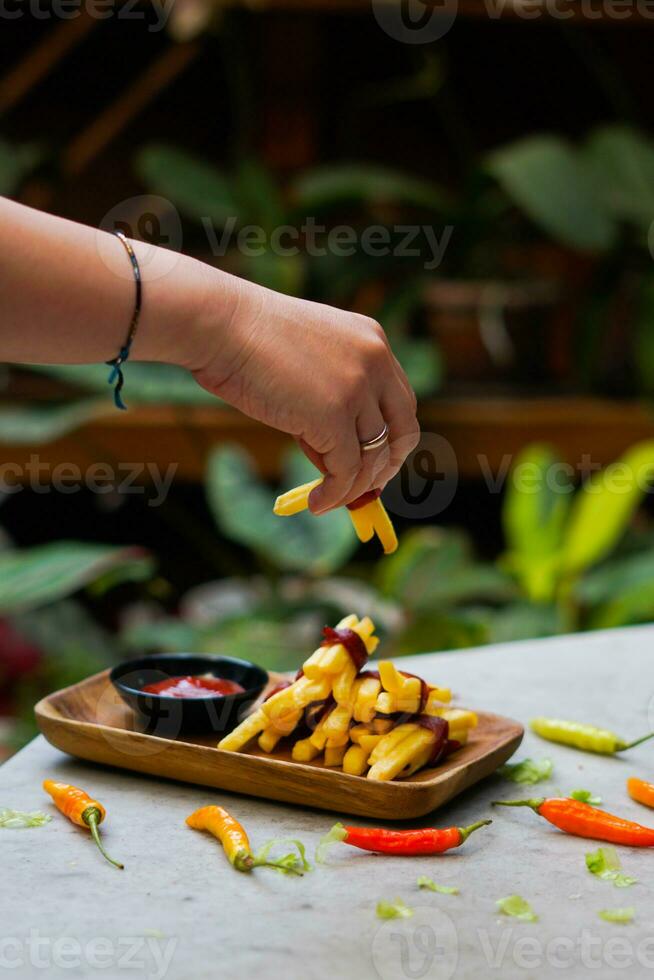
360,423,389,452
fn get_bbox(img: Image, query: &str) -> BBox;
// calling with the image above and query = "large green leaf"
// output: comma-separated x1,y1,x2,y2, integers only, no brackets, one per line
292,164,451,213
486,601,563,644
206,446,356,575
389,609,489,656
633,274,654,396
576,550,654,605
485,136,616,251
234,158,286,232
25,363,217,405
501,445,572,602
0,399,111,444
0,543,153,615
561,441,654,577
583,125,654,235
0,140,41,196
576,550,654,630
587,581,654,631
377,527,515,610
135,144,238,225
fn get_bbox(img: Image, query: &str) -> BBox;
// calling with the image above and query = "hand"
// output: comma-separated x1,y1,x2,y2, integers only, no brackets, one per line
188,276,420,514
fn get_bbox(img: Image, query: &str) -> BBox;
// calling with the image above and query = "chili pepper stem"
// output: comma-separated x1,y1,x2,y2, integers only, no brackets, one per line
252,859,304,876
458,819,492,842
492,799,544,810
82,807,124,870
620,733,654,751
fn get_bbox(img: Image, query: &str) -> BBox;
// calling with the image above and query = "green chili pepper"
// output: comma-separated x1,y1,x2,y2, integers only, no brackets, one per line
530,718,654,755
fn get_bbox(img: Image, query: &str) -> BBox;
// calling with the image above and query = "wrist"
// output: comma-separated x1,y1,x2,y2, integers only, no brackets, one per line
129,246,241,371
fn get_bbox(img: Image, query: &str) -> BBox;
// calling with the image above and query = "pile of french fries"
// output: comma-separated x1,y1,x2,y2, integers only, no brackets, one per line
273,480,398,555
218,614,477,781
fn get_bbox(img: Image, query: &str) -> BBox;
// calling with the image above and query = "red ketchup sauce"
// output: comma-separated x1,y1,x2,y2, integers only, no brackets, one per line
141,675,244,698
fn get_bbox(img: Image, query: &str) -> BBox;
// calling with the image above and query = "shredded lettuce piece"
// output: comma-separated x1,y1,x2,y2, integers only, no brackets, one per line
496,895,538,922
376,899,414,919
0,808,51,829
254,837,311,875
316,822,347,864
497,758,552,785
570,789,602,805
586,847,636,888
417,876,459,894
598,907,635,924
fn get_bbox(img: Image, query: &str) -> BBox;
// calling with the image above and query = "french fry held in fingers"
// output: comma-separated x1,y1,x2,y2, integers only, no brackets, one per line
218,613,477,782
273,480,398,555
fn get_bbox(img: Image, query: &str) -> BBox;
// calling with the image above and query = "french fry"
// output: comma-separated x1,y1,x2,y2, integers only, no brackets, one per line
292,737,321,763
377,662,421,714
322,703,353,742
371,718,395,735
258,707,302,752
274,479,398,556
324,740,348,767
348,506,374,543
343,744,369,776
368,723,418,764
377,661,405,694
316,616,378,676
425,687,452,711
333,660,358,705
430,707,478,730
218,708,267,752
258,728,283,753
302,613,358,679
400,744,433,777
368,727,435,781
374,691,397,716
367,498,398,555
273,478,322,515
353,675,381,723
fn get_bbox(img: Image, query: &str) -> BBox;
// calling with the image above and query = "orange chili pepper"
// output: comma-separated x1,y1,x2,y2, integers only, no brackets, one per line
43,780,123,869
627,777,654,809
494,796,654,846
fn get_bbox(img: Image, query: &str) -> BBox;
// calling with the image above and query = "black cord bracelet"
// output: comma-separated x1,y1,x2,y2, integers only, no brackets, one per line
106,230,142,410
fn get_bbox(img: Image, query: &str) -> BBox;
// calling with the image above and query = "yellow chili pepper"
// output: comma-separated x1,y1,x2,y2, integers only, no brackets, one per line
186,805,306,875
530,718,654,755
187,805,254,871
43,779,123,869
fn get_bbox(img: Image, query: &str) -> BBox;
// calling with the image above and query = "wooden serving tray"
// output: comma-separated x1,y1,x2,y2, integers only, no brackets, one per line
35,669,523,820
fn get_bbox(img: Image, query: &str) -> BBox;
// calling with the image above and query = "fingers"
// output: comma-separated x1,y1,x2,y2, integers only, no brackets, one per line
307,422,362,515
376,386,421,489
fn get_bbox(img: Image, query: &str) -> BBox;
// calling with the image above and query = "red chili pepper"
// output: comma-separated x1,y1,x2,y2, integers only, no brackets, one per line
321,626,368,671
494,797,654,846
320,819,491,857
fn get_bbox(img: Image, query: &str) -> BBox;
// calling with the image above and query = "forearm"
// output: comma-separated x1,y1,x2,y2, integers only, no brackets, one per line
0,196,236,367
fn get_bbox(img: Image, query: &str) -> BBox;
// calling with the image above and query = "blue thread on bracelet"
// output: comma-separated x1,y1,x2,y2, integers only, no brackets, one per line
106,230,142,411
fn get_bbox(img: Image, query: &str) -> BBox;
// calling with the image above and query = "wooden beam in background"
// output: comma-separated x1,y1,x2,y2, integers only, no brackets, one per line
62,40,201,177
0,13,97,116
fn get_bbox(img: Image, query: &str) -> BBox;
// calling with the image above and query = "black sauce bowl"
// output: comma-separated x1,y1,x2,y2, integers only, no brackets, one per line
110,653,268,737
